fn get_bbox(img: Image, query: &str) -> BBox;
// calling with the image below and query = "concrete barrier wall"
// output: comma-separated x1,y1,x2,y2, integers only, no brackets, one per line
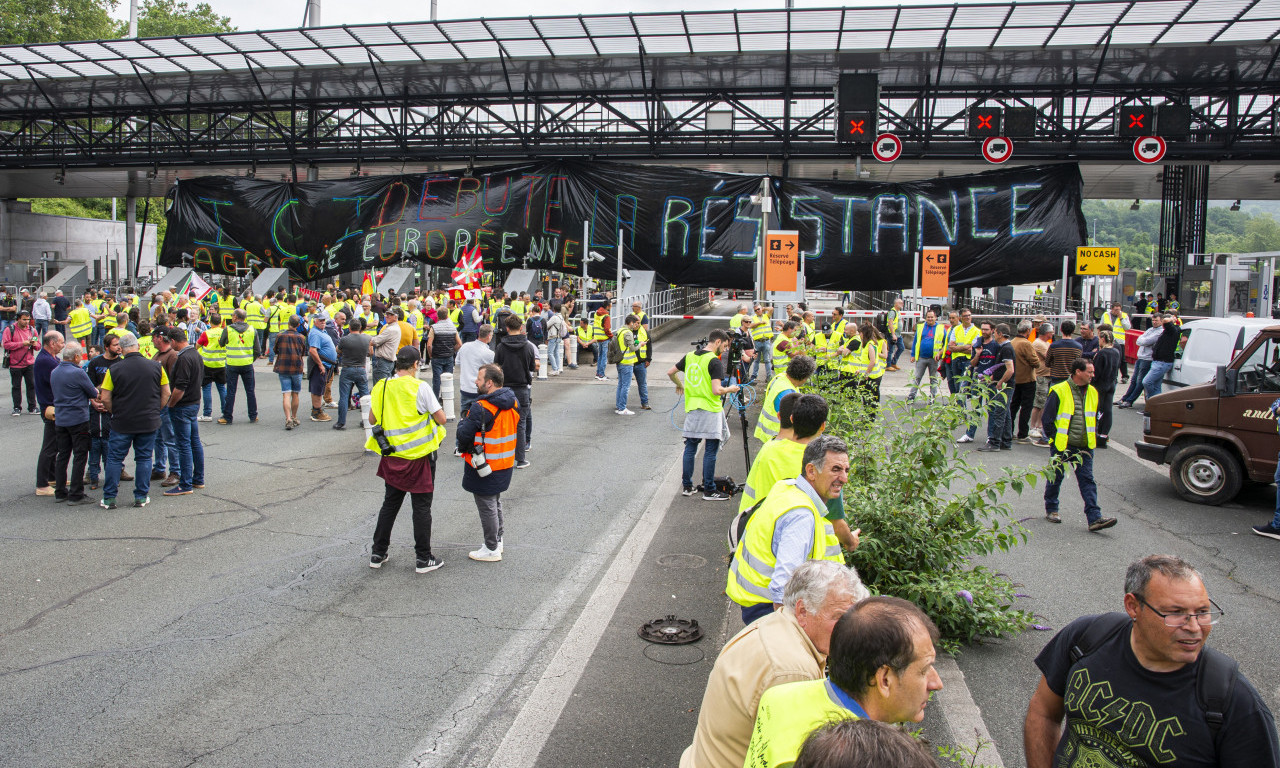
2,207,157,285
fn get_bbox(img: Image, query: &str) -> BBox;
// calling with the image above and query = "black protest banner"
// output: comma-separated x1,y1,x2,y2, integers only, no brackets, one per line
160,161,764,286
778,164,1086,290
161,161,1083,290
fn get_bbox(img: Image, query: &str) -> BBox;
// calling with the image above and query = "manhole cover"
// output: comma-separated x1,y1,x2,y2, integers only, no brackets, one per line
655,553,707,569
638,615,703,645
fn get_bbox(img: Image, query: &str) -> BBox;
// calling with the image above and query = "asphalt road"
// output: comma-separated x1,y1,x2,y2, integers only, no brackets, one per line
4,320,1278,768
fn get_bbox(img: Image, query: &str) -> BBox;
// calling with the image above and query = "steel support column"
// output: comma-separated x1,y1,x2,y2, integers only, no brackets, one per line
1157,164,1209,297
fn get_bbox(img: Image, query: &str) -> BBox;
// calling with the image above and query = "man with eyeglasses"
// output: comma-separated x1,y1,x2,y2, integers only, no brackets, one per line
1024,554,1277,768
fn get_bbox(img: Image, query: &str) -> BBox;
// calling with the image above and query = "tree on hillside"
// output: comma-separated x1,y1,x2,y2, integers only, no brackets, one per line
136,0,234,37
0,0,119,45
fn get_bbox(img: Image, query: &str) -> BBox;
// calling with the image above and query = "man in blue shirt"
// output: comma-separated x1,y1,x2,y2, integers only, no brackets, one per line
50,341,99,504
307,314,338,422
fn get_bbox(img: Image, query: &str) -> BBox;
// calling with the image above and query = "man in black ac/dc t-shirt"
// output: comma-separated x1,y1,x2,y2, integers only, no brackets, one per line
1024,555,1278,768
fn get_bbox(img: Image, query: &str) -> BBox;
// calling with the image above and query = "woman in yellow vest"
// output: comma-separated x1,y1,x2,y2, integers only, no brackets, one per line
856,322,886,415
67,300,94,345
366,348,448,572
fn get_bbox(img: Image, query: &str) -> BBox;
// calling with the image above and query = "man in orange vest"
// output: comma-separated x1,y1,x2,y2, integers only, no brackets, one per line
458,362,520,563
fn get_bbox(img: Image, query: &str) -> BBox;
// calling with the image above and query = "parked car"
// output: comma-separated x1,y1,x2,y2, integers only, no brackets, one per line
1137,324,1280,505
1163,317,1276,389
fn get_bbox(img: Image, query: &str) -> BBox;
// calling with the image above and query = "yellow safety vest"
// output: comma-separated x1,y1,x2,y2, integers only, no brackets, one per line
591,313,609,341
576,326,594,345
102,306,119,330
244,301,268,331
138,337,157,359
1049,380,1098,451
744,679,859,768
739,438,805,513
223,326,255,366
949,324,981,361
912,323,945,359
201,328,226,368
771,334,792,370
750,314,774,342
107,327,129,341
730,313,746,330
865,339,885,379
217,294,236,316
836,334,866,375
509,300,527,319
267,303,289,333
754,372,796,443
67,307,93,339
887,308,901,335
615,326,646,365
408,310,425,337
449,308,462,326
364,376,445,460
726,480,842,607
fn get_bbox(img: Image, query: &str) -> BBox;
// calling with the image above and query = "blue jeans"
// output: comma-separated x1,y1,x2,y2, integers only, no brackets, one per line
336,367,370,428
751,339,772,382
168,402,204,491
948,358,968,395
88,431,108,481
431,357,454,400
741,602,773,625
34,319,47,336
266,331,279,363
985,388,1012,447
512,386,531,461
104,430,156,502
154,406,176,474
1142,361,1173,401
548,337,564,373
888,335,905,367
1271,452,1280,529
223,365,257,421
682,437,721,491
1045,446,1101,523
0,319,12,338
1120,359,1151,405
594,341,608,377
371,357,395,387
202,376,226,418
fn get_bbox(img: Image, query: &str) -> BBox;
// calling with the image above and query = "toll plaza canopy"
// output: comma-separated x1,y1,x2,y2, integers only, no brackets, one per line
0,0,1277,201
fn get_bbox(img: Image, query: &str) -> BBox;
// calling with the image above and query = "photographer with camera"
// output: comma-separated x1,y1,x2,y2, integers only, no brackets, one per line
366,347,447,574
669,330,739,501
458,363,518,563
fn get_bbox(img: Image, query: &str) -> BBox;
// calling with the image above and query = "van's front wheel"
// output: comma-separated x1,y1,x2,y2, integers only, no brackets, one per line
1169,444,1242,506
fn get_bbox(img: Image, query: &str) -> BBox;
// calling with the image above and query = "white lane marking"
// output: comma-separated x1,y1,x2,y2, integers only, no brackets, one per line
397,456,682,768
1109,441,1168,477
485,457,683,768
935,655,1005,768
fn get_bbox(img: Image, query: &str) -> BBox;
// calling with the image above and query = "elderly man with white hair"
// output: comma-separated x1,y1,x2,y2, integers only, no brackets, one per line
680,560,870,768
49,341,98,504
98,332,170,510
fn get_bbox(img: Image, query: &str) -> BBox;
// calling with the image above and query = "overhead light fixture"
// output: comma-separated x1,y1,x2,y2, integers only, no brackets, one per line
1130,199,1141,211
1230,199,1241,211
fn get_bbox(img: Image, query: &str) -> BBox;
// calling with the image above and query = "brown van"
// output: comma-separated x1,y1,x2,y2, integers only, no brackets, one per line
1136,325,1280,505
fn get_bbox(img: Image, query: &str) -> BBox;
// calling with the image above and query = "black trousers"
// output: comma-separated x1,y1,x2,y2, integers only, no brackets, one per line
1009,381,1037,439
1096,386,1116,445
37,413,57,488
372,482,435,561
54,420,90,500
10,366,34,411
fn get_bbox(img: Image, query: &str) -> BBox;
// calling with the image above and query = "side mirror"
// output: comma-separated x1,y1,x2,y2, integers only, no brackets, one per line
1216,365,1238,397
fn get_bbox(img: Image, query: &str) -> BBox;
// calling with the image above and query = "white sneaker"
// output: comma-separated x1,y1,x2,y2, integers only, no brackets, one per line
1029,428,1043,439
468,545,502,562
956,434,974,444
616,408,635,415
197,415,213,422
496,539,503,554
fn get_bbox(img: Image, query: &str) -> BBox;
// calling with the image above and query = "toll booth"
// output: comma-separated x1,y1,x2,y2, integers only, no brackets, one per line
37,264,88,298
1180,252,1278,319
375,266,416,297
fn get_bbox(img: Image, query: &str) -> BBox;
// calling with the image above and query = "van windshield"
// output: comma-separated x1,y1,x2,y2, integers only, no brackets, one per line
1235,336,1280,394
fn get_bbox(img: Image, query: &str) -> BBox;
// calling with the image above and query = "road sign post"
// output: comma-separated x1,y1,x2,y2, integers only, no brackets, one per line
1076,246,1120,276
763,230,800,292
921,247,950,298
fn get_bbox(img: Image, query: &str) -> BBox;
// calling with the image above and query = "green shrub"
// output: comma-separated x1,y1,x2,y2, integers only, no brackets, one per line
806,373,1066,652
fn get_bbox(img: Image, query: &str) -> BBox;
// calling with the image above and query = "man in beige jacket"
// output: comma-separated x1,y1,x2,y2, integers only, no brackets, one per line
680,560,868,768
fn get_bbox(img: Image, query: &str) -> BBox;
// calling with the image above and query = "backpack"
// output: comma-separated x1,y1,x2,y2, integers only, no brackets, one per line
527,314,546,343
607,334,625,364
1068,612,1237,739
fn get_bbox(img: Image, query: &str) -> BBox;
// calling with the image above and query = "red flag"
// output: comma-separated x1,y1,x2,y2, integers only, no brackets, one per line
451,244,484,287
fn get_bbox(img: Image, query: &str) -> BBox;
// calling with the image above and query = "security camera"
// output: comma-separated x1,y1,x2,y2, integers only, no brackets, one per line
587,251,607,263
622,269,632,280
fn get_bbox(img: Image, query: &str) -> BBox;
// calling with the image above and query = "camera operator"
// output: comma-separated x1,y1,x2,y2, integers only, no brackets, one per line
669,330,739,501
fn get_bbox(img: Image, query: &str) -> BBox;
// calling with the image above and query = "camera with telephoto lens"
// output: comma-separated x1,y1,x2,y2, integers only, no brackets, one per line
471,444,492,477
370,425,396,457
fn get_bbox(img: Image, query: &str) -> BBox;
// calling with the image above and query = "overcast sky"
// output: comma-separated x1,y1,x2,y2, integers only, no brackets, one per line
111,0,1006,33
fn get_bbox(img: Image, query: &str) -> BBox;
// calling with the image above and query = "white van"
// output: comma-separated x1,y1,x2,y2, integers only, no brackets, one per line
1164,317,1277,388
